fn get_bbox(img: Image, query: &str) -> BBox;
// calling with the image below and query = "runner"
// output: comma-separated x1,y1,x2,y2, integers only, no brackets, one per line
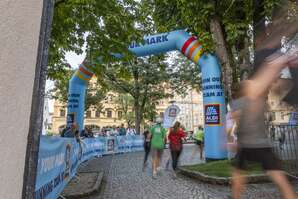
193,126,204,160
168,121,186,178
149,117,167,179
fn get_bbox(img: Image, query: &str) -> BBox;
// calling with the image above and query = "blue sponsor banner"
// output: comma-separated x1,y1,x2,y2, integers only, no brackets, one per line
131,135,144,151
35,136,80,199
289,112,298,125
116,136,127,153
204,104,221,125
35,135,144,199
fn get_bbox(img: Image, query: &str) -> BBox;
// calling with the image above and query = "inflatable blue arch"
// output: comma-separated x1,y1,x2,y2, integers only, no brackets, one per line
67,30,227,160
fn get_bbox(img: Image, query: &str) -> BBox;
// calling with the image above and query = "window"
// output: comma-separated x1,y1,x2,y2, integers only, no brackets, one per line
281,112,284,120
95,110,100,118
107,110,112,118
86,110,92,118
160,112,164,118
118,111,123,118
60,109,65,117
271,112,276,121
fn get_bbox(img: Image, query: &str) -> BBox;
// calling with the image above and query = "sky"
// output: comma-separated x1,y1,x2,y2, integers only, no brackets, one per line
46,51,86,113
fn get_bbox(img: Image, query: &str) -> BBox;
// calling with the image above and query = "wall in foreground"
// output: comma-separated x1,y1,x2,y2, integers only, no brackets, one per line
0,0,43,198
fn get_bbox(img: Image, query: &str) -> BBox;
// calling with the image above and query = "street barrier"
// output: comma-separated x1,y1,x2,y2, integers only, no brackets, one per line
34,135,144,199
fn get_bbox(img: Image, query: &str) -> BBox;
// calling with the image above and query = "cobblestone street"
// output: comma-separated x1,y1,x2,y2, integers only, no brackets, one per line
79,144,298,199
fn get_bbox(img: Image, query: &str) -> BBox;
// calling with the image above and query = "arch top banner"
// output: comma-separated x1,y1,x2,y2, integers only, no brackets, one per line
129,30,203,63
67,29,227,160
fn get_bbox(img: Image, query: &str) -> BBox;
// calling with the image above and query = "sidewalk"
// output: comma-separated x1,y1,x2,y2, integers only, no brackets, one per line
60,155,113,198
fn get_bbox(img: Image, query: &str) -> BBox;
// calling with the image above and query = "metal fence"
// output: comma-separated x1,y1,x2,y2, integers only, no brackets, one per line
268,124,298,176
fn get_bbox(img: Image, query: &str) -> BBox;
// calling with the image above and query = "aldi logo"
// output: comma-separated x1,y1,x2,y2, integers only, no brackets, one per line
204,104,221,125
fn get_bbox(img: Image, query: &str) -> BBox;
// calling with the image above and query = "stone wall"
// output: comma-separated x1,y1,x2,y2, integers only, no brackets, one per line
0,0,43,198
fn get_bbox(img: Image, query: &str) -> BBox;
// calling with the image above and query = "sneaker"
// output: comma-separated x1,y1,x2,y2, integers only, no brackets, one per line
165,160,170,170
172,171,177,179
142,162,148,172
152,172,157,179
157,167,163,175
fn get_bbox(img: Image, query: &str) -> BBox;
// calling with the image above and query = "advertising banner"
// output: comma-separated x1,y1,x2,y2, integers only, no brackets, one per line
116,136,127,153
289,112,298,125
204,104,221,125
106,137,116,154
35,137,80,199
131,135,144,151
35,135,144,199
163,104,180,128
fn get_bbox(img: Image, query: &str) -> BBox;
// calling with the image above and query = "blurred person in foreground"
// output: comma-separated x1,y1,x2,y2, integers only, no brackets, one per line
230,2,298,198
168,121,186,178
231,33,298,199
149,117,167,179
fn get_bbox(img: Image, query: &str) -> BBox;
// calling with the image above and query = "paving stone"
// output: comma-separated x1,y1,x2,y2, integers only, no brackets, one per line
76,144,298,199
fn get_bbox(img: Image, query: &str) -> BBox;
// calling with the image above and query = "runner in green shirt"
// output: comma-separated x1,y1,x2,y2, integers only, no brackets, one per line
149,118,167,179
193,126,204,160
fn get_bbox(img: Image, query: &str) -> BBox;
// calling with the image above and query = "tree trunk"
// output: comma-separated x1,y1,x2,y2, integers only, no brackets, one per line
134,99,142,134
210,17,233,102
133,63,141,134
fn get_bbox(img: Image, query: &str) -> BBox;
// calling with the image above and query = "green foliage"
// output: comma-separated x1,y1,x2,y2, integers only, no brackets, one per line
49,0,144,80
167,53,201,94
46,130,55,136
150,0,283,49
114,94,135,125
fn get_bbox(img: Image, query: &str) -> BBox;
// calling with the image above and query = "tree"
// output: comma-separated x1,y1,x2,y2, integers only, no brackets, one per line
97,56,172,134
166,52,201,95
147,0,285,102
49,0,202,132
114,94,135,126
48,0,144,80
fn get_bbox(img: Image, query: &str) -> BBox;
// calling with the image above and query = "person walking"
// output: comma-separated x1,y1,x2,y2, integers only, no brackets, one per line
168,121,186,177
142,128,151,171
193,126,204,160
149,117,167,179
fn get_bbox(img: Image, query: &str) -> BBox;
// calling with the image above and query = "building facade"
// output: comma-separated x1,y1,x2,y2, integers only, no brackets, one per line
172,89,204,131
51,89,204,134
267,79,297,124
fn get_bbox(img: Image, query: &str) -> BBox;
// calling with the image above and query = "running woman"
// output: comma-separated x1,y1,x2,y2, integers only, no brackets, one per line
149,117,167,179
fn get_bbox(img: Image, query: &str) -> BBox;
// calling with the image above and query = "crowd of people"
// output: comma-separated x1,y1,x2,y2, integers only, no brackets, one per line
60,123,137,138
94,124,137,137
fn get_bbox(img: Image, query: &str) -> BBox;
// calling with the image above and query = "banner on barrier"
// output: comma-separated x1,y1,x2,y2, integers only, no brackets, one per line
35,135,144,199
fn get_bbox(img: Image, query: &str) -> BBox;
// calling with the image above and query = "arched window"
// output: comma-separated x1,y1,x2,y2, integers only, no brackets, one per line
107,109,112,118
60,109,65,117
86,110,92,118
118,111,123,119
159,112,164,118
95,110,100,118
